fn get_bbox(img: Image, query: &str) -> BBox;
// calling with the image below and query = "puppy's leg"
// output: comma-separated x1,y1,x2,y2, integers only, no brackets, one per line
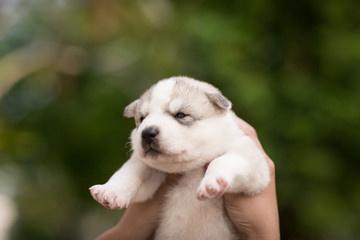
90,155,166,209
196,138,270,200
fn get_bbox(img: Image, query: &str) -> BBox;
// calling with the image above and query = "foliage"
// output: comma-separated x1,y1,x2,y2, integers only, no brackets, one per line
0,0,359,239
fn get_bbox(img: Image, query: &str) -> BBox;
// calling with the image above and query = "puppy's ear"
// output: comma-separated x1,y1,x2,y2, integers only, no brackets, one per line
124,99,139,118
206,93,232,111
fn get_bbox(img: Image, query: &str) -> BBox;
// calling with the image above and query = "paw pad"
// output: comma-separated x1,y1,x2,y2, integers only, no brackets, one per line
89,184,130,210
196,176,229,200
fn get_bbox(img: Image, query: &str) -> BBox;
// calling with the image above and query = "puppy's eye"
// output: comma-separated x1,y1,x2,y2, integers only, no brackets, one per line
140,116,145,122
175,113,187,119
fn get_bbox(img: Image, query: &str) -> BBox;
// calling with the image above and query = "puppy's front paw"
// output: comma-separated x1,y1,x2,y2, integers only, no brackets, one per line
196,176,228,200
89,184,133,209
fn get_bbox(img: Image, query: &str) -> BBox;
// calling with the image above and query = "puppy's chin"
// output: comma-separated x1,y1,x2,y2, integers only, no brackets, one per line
139,149,209,173
136,138,211,173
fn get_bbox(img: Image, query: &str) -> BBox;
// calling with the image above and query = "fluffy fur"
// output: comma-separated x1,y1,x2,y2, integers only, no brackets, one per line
90,76,270,240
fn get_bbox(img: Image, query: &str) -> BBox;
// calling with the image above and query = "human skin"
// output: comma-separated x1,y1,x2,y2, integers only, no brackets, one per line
223,117,280,240
96,117,280,240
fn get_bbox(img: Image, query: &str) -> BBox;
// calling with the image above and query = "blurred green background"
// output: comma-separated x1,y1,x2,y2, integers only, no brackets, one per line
0,0,359,239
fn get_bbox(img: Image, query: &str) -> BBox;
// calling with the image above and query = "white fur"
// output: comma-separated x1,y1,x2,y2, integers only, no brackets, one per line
90,77,270,240
148,78,176,113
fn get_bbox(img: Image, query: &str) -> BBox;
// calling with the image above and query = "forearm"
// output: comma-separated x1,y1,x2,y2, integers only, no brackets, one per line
96,202,158,240
95,174,180,240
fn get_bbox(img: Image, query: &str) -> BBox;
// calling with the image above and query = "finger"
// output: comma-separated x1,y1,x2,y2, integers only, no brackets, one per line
234,115,271,158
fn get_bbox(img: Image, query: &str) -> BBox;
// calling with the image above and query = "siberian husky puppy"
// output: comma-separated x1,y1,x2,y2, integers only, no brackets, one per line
90,76,270,239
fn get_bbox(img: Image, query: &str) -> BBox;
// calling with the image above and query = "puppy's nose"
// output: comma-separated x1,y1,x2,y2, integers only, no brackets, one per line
142,127,159,144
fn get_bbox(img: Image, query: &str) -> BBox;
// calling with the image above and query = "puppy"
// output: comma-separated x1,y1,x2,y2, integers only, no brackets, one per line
90,76,270,239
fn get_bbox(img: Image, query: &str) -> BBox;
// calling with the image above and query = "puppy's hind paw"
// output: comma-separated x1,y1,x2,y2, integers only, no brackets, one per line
196,177,228,200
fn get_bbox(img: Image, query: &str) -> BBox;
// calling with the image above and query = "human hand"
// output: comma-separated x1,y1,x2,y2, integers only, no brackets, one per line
223,117,280,240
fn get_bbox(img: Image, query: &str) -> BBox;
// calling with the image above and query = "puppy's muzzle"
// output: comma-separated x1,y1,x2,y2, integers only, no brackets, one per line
142,127,159,146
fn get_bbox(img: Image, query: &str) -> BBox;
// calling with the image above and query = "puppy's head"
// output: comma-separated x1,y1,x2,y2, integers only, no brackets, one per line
124,76,232,173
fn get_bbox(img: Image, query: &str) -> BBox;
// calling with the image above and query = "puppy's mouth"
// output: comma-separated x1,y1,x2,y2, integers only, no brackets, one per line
144,148,161,158
142,142,163,158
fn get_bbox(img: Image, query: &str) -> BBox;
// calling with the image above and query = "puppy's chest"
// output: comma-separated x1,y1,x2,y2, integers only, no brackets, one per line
155,169,238,240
